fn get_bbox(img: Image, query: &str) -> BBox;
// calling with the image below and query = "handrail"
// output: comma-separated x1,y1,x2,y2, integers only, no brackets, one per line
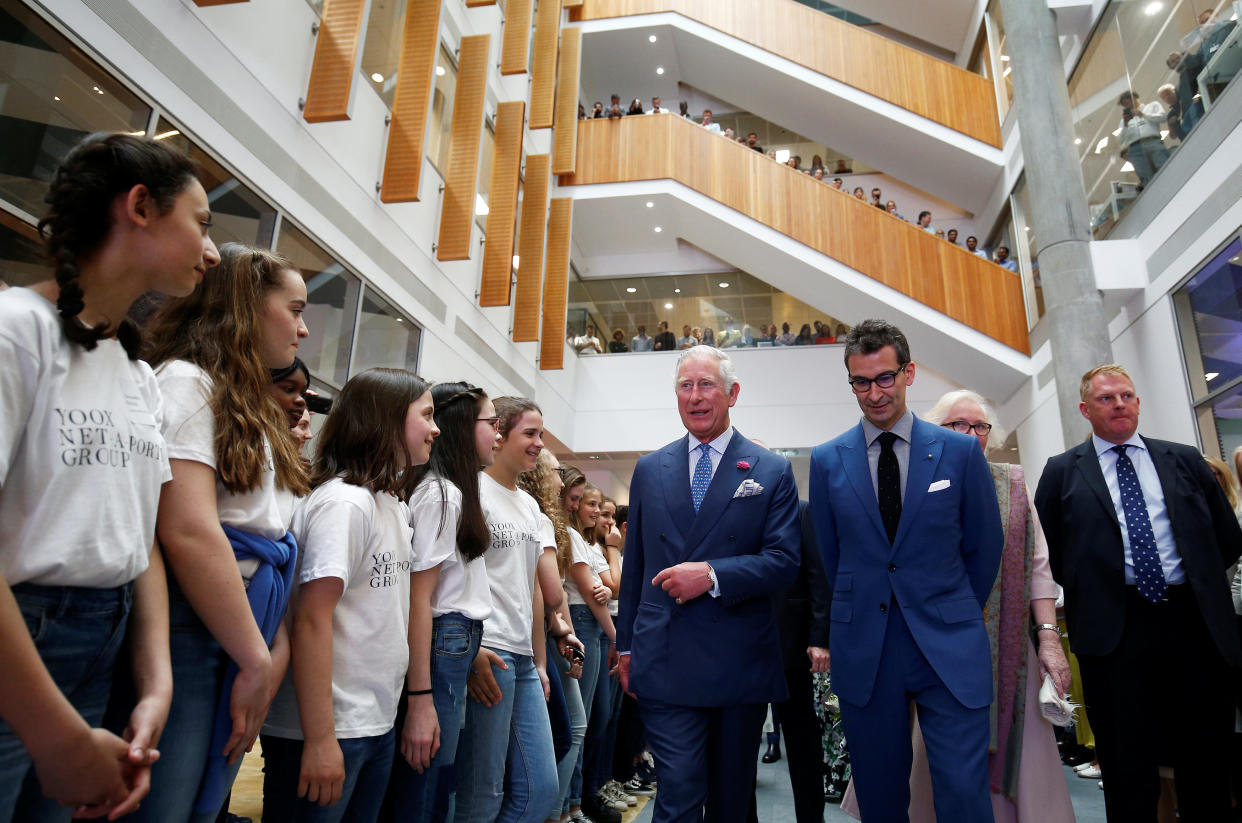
570,0,1002,148
559,115,1028,354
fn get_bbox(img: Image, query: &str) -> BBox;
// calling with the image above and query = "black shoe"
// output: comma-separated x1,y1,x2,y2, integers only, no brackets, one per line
582,795,622,823
761,741,782,763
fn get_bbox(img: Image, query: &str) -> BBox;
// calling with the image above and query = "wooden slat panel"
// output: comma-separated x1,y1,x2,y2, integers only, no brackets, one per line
539,197,574,369
436,34,491,261
501,0,534,75
563,0,583,6
529,0,562,129
479,102,526,306
560,116,1028,352
466,0,497,5
379,0,442,203
303,0,367,123
192,0,247,6
551,27,582,174
513,154,550,341
569,0,1001,147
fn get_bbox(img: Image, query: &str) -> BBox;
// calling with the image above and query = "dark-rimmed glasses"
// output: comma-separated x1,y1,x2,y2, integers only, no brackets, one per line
847,363,909,393
477,416,501,431
942,420,993,436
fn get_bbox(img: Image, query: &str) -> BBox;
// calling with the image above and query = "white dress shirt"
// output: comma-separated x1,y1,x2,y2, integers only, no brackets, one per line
1092,433,1185,585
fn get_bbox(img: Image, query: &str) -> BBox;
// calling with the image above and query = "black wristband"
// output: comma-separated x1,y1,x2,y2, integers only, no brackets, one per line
407,688,433,696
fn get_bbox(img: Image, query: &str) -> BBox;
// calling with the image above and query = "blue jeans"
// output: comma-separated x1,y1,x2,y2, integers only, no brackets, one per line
552,646,587,818
581,632,613,798
592,671,625,789
0,583,132,823
455,648,558,823
261,730,396,822
1128,136,1170,185
130,583,243,823
385,614,482,823
567,605,605,807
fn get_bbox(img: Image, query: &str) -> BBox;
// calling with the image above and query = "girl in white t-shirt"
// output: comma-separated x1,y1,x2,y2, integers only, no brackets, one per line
0,132,219,820
456,398,560,823
382,381,498,822
137,242,311,823
262,367,437,821
563,483,618,819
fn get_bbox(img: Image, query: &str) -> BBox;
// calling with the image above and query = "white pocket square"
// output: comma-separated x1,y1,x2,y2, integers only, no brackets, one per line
733,479,764,499
928,479,951,493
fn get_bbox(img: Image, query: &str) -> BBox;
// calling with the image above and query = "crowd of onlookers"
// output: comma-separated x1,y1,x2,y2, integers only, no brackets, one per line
580,95,1023,271
571,319,852,355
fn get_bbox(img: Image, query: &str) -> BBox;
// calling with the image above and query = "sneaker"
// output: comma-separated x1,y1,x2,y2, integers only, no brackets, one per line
582,795,622,823
597,789,627,811
569,811,595,823
604,780,637,806
1076,765,1102,779
635,759,658,786
624,776,657,796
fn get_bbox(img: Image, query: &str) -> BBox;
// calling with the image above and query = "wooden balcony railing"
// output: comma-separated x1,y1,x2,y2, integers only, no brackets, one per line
559,115,1028,353
570,0,1002,148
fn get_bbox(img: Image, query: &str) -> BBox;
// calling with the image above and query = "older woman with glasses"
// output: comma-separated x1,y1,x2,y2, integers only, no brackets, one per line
842,388,1075,823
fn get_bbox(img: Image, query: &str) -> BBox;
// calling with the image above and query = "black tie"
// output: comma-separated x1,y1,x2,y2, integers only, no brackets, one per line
877,431,902,543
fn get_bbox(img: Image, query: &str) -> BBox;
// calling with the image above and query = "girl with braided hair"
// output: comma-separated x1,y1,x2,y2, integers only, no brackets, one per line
382,381,500,823
0,131,218,819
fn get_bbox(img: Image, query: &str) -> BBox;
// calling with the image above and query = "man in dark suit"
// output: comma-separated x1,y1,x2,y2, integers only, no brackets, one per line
652,321,676,352
1034,364,1242,821
617,345,801,823
807,319,1002,821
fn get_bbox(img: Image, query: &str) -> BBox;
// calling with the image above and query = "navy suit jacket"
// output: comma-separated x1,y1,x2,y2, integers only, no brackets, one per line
807,415,1003,708
617,430,802,706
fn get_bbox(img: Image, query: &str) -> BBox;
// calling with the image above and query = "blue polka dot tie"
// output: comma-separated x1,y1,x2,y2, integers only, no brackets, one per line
1114,444,1167,604
691,443,713,512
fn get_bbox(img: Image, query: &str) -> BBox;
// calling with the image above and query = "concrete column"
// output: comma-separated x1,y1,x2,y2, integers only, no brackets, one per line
999,0,1112,448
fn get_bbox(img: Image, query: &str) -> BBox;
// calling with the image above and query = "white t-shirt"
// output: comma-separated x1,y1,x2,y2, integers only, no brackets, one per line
478,472,543,656
565,529,610,607
264,478,413,739
157,360,296,577
409,473,492,622
0,288,170,587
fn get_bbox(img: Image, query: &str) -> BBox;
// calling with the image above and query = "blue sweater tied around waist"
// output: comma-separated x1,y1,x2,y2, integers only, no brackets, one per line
195,524,297,813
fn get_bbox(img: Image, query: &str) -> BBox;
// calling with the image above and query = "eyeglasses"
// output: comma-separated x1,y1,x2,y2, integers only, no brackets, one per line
942,420,993,436
555,467,571,480
847,363,908,393
477,417,500,431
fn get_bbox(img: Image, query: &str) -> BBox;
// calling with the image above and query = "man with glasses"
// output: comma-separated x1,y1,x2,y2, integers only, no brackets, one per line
806,319,1002,822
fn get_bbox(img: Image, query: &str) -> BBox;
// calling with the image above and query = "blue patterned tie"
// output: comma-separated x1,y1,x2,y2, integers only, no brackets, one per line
691,443,713,512
1113,445,1167,603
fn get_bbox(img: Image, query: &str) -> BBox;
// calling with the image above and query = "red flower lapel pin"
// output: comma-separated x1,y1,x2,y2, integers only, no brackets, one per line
736,460,750,470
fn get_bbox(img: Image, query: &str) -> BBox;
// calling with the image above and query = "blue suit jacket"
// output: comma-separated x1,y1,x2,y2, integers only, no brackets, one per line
617,430,802,706
807,416,1002,708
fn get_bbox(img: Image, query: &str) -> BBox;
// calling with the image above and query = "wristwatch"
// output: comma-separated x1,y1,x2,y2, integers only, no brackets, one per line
1033,623,1061,638
706,563,717,592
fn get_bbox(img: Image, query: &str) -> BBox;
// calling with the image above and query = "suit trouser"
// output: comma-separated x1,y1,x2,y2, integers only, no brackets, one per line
775,663,824,823
838,605,992,823
1077,585,1233,823
640,699,766,823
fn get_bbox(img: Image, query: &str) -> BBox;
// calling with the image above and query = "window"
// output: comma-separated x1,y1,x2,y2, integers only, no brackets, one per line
0,208,43,288
351,286,421,374
475,118,495,233
361,0,407,109
276,221,361,389
154,118,278,249
986,0,1014,121
1176,237,1242,457
427,45,458,174
0,0,151,219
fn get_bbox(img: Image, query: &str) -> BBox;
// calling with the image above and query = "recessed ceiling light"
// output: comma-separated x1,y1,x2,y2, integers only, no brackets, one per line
626,287,637,293
1144,1,1164,15
1206,372,1220,380
1000,54,1010,61
395,317,403,322
1024,226,1031,231
664,302,673,309
53,96,60,101
718,282,729,288
656,67,665,75
645,201,654,208
674,288,681,293
371,72,384,83
436,65,446,77
649,34,657,43
1074,137,1082,145
653,226,662,233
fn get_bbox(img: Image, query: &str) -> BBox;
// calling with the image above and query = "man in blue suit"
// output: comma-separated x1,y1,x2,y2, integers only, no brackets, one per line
807,319,1002,821
617,345,801,823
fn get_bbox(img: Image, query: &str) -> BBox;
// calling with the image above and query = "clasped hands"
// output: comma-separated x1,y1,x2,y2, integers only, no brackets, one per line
652,562,714,605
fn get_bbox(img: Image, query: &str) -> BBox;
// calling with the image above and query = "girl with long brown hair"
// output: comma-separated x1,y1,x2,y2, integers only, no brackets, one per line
137,241,310,822
0,131,217,819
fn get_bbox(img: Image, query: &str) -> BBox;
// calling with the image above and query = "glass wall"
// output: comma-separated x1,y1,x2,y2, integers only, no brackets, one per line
1071,0,1239,238
985,0,1014,120
0,208,43,287
1175,235,1242,459
352,286,422,374
427,45,458,175
361,0,406,108
0,0,151,218
475,119,494,233
567,270,851,353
